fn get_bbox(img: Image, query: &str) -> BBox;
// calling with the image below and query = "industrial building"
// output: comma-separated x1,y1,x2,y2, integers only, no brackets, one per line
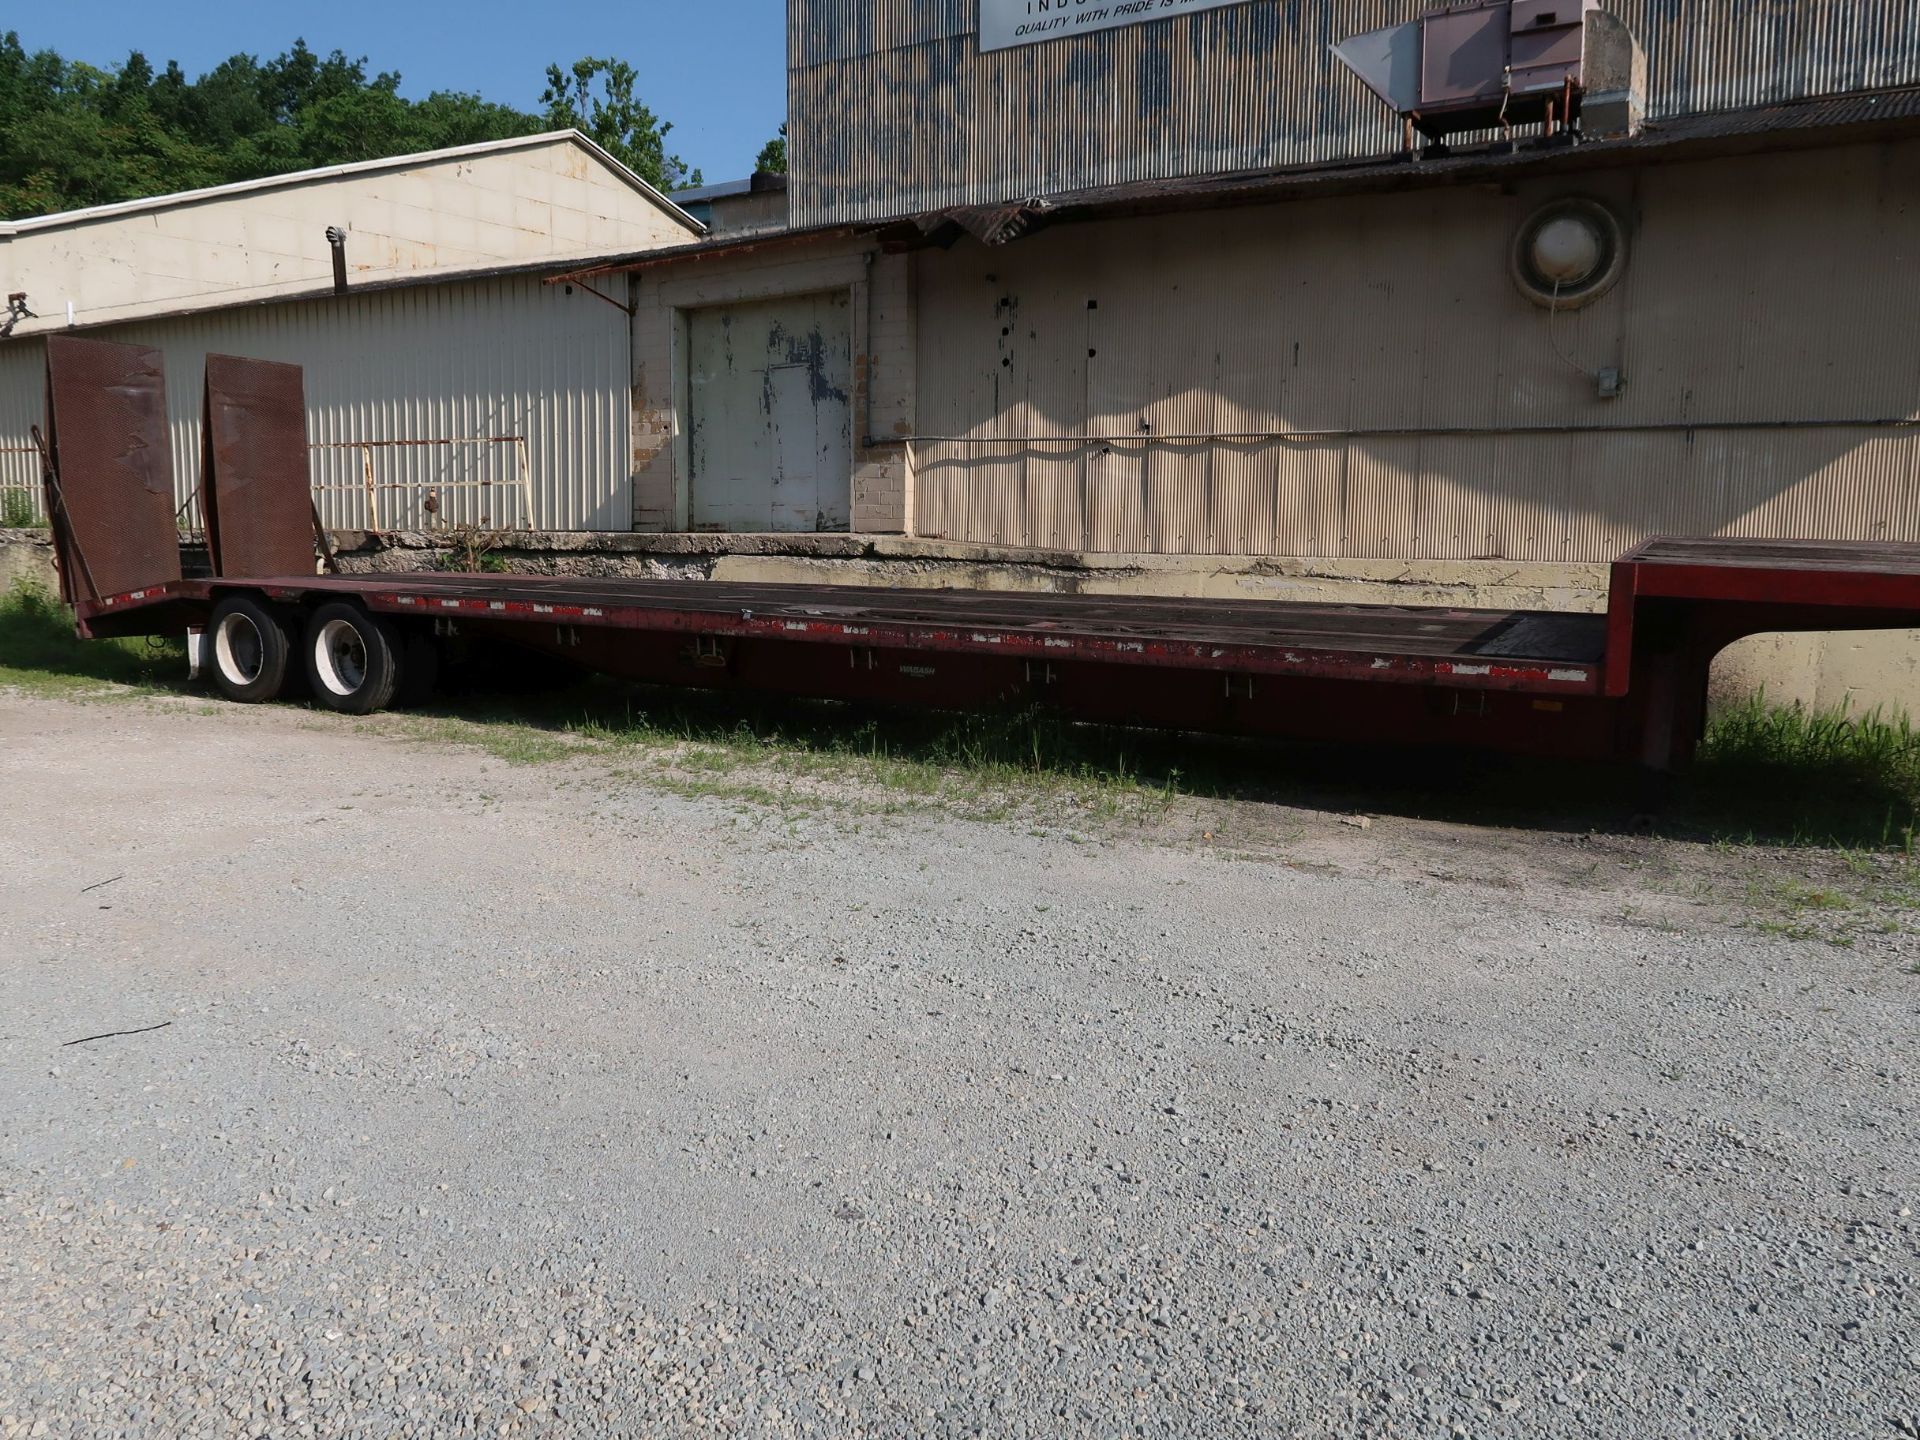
560,0,1920,707
602,0,1919,562
0,131,703,529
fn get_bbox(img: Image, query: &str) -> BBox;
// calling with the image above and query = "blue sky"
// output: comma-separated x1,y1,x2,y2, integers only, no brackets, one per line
14,0,790,182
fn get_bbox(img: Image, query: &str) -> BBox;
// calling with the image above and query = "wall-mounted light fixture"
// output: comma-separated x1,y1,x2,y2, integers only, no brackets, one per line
1510,197,1626,309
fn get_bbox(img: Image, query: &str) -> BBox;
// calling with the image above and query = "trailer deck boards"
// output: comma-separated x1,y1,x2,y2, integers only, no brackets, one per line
88,572,1612,695
1624,537,1920,574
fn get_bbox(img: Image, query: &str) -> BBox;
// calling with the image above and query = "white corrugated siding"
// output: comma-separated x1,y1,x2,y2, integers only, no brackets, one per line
0,344,43,521
0,273,631,530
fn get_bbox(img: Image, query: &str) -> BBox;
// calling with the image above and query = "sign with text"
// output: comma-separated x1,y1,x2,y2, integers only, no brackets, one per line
980,0,1252,52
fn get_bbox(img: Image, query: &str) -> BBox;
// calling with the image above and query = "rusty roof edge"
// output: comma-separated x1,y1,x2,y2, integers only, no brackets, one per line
1025,86,1920,225
544,221,924,283
551,85,1920,280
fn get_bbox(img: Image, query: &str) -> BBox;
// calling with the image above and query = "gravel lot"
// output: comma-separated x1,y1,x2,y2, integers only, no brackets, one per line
1,693,1915,1439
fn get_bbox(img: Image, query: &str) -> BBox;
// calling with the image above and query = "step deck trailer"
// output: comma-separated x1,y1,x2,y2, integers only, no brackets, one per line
37,336,1920,772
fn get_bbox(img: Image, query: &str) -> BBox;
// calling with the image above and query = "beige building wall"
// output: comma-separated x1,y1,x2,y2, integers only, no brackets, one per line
0,272,634,530
908,136,1920,560
1710,629,1920,716
620,134,1920,713
0,132,700,336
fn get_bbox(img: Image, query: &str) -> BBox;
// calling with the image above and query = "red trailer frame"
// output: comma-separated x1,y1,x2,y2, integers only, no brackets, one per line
37,338,1920,773
64,539,1920,770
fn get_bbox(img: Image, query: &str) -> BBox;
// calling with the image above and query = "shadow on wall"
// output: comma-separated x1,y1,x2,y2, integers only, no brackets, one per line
908,139,1920,560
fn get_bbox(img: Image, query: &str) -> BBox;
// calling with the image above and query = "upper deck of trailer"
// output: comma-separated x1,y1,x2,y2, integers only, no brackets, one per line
1613,537,1920,607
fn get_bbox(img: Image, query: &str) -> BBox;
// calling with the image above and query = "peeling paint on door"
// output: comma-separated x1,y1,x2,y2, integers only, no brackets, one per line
688,290,851,532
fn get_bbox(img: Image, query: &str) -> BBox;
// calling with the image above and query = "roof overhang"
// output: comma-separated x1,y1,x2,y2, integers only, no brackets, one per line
551,84,1920,284
1022,85,1920,229
548,220,922,284
0,130,706,238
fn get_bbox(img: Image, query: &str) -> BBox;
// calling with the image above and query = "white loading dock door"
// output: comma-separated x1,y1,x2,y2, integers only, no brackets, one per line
687,290,852,531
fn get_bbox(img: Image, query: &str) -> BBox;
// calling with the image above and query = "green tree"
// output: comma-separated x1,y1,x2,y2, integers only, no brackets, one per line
0,32,695,220
754,123,787,176
540,56,700,190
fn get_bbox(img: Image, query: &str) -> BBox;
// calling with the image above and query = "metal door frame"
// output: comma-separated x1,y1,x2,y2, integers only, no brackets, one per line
659,253,871,533
679,286,854,533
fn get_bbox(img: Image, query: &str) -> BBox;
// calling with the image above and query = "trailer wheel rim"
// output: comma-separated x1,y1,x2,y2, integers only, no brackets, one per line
313,618,368,696
213,612,264,685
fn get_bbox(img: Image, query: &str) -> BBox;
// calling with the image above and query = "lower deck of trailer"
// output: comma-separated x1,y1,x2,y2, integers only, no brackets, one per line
66,535,1920,768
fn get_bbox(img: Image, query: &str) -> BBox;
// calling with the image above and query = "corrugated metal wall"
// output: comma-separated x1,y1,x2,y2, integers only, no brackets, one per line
789,0,1920,226
910,138,1920,560
0,344,43,523
0,273,632,531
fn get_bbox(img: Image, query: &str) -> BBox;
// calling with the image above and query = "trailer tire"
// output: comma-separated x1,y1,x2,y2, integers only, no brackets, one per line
206,594,293,704
304,602,404,714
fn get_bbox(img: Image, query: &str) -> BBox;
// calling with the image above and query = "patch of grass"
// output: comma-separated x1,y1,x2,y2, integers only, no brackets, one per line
388,685,1202,827
0,580,185,696
1718,828,1920,949
377,677,1920,854
1687,692,1920,849
390,712,583,765
1,490,45,528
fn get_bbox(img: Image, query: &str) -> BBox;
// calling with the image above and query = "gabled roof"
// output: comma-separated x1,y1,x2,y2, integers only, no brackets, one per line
0,129,704,236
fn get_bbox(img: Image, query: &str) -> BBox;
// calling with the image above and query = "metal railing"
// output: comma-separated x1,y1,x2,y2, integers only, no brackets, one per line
4,434,537,533
0,445,46,526
309,435,537,532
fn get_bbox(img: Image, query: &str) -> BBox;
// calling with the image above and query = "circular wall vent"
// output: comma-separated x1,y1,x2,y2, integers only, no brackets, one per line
1510,198,1626,309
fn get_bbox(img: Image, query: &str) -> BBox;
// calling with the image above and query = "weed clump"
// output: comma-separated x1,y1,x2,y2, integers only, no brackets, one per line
1695,691,1920,848
1,489,43,528
0,579,183,693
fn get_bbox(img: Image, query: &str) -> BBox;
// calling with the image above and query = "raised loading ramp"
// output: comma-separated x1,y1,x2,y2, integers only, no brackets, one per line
201,353,320,579
39,335,181,605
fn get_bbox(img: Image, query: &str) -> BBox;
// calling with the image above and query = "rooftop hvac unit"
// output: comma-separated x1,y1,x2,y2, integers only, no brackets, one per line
1333,1,1647,143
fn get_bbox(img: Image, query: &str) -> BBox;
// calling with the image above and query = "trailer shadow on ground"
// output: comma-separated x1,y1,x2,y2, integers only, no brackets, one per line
418,669,1919,852
3,578,1915,853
